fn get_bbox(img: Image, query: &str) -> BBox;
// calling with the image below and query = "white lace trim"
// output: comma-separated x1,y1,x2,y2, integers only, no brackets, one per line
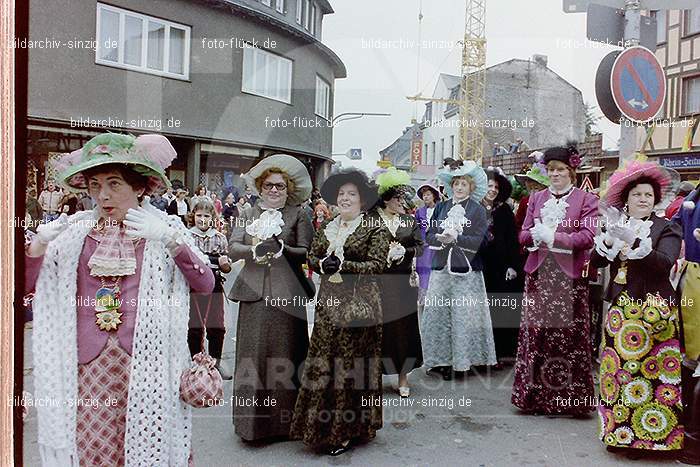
619,216,652,261
539,194,570,231
440,204,469,236
323,214,364,263
245,208,284,240
378,208,401,238
604,215,653,261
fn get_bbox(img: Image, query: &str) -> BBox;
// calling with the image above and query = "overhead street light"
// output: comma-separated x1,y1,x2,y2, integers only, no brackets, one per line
331,112,391,125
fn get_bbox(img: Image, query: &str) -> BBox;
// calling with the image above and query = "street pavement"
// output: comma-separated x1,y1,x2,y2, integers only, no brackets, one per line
20,264,679,466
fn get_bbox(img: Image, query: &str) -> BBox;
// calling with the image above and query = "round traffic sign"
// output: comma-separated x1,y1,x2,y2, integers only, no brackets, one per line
611,46,665,123
595,50,622,124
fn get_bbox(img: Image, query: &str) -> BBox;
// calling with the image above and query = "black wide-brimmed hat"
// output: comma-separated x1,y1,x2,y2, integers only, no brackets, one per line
543,143,583,169
320,168,378,210
485,167,512,204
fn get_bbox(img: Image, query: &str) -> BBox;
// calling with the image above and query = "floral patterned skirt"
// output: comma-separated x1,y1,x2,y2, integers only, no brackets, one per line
289,279,383,449
511,256,594,415
598,291,684,450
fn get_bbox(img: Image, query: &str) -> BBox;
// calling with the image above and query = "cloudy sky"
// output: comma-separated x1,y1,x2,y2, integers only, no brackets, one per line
323,0,624,173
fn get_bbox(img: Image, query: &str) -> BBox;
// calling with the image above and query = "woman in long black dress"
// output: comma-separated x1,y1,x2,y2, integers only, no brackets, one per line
290,168,390,456
370,168,424,397
228,154,314,442
481,167,521,366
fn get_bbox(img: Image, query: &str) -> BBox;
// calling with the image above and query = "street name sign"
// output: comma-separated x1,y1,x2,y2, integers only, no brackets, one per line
586,3,657,51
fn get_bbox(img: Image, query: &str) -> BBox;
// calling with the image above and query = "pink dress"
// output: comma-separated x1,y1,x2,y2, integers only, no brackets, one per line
26,233,214,466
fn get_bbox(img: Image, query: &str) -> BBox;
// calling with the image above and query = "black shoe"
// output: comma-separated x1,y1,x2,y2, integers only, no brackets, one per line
442,367,453,381
678,452,700,465
327,442,350,456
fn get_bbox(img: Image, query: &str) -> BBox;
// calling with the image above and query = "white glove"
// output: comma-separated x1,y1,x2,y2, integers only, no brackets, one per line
603,206,622,227
123,207,177,243
388,242,406,261
438,228,458,244
36,213,69,245
531,219,554,247
505,267,517,281
608,224,636,245
694,228,700,243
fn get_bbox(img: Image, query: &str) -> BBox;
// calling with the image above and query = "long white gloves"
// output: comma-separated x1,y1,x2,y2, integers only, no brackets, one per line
531,219,554,248
124,207,177,244
608,224,637,245
35,214,69,245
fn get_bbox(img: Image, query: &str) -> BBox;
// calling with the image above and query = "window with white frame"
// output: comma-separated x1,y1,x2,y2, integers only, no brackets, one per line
310,4,316,35
440,138,445,158
304,0,311,30
242,46,293,103
683,76,700,115
450,135,455,158
276,0,285,13
315,75,330,119
296,0,303,24
96,3,190,79
652,10,667,43
686,9,700,36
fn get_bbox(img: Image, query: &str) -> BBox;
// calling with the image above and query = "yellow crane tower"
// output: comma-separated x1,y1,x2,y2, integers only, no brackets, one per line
408,0,487,164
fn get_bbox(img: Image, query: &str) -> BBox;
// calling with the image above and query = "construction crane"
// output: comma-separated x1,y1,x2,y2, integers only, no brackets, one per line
408,0,487,164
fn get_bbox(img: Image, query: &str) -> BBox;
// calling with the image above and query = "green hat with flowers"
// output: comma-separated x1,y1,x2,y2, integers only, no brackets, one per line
514,159,550,188
53,133,177,194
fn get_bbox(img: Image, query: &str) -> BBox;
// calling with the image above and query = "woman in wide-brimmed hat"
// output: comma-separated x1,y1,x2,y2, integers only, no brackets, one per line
367,168,424,398
421,161,497,380
227,154,314,442
511,143,598,416
25,132,214,466
590,157,684,457
481,167,521,366
513,157,550,232
290,168,390,456
415,180,441,311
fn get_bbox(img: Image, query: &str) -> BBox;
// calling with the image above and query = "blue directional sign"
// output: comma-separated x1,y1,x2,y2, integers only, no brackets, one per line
611,46,665,123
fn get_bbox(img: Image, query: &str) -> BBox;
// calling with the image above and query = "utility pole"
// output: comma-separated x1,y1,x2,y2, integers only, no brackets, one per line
619,0,641,164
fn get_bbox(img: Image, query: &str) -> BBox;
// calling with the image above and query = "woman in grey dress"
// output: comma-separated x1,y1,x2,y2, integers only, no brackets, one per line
421,161,497,380
228,154,314,442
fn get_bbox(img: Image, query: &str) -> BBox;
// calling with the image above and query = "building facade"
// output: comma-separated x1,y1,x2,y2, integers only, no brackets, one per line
640,8,700,181
415,57,585,169
27,0,345,196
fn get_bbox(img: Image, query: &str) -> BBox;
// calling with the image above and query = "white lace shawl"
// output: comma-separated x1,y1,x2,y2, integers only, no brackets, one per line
323,214,364,264
594,214,653,262
32,208,207,467
540,193,570,231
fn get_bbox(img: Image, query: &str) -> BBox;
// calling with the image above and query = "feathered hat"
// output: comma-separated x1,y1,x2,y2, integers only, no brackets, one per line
436,160,488,202
602,155,679,210
54,133,177,195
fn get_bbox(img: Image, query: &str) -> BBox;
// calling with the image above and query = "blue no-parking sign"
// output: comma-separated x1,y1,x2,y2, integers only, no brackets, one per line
611,46,666,123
